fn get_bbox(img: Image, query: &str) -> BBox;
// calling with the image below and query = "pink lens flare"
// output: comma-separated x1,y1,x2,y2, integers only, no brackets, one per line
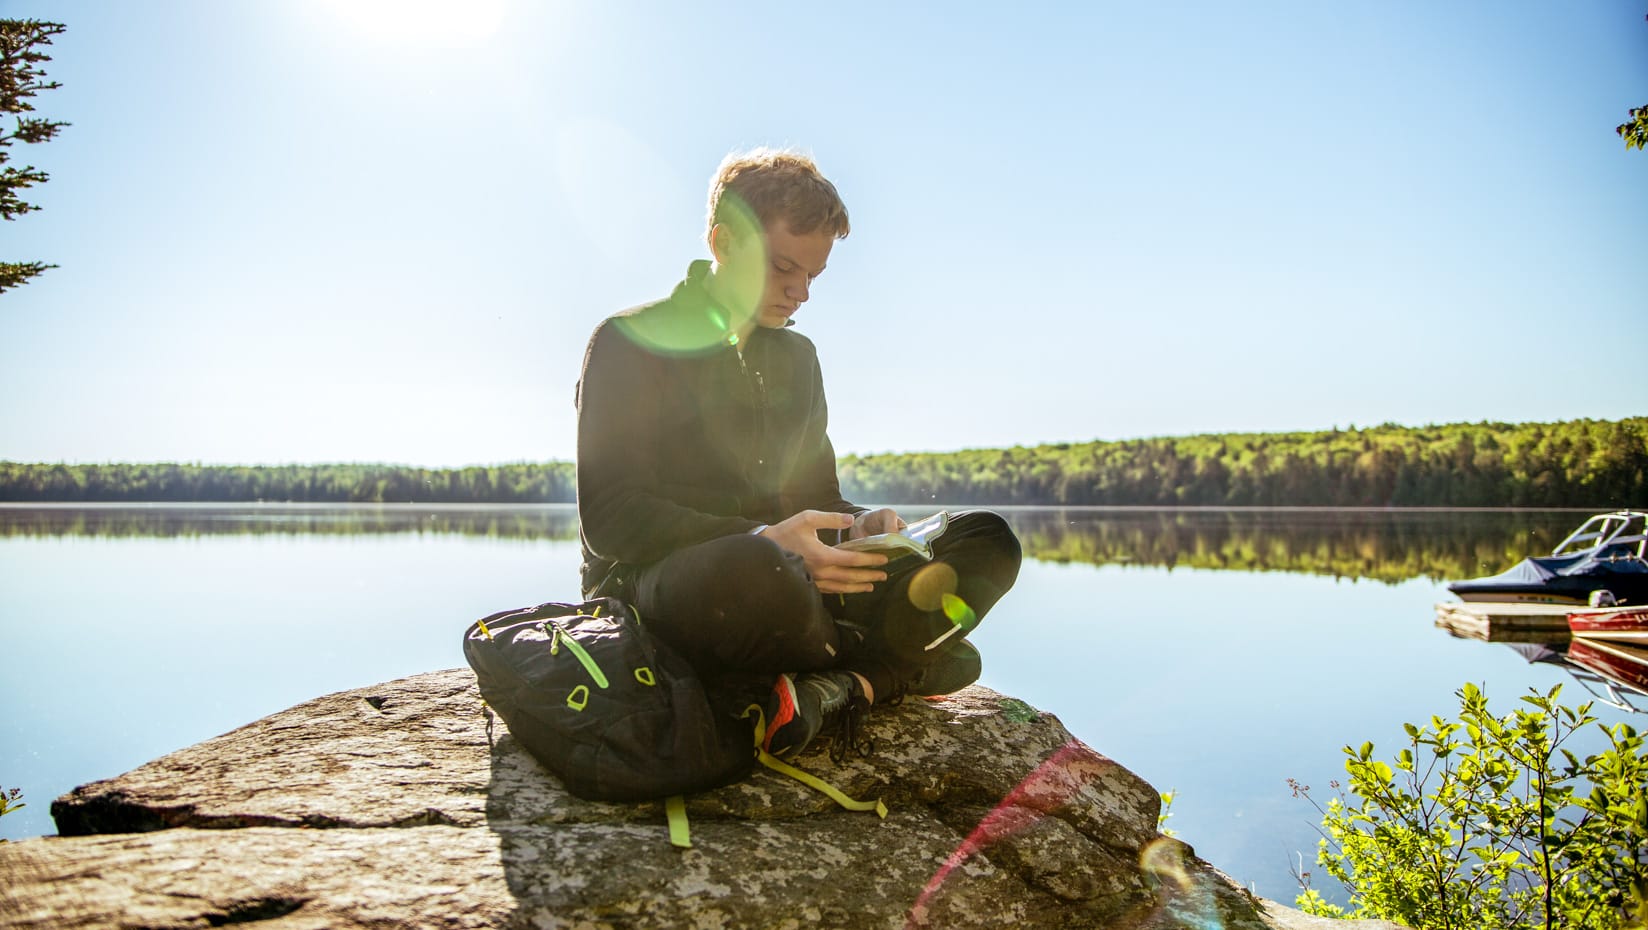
906,738,1119,926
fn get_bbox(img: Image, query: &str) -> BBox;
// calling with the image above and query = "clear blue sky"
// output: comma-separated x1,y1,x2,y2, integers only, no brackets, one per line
2,1,1644,467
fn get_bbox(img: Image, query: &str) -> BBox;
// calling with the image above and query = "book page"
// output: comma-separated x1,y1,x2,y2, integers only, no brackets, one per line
836,511,948,558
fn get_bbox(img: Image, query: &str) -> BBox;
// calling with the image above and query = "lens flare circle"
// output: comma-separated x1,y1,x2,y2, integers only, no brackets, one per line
616,194,766,357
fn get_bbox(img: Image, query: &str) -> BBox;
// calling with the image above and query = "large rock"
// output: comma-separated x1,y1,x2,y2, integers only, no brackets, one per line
0,670,1402,929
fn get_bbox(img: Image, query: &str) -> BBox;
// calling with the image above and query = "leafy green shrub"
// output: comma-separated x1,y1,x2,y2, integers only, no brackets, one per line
1293,683,1647,929
0,785,23,843
1158,788,1177,837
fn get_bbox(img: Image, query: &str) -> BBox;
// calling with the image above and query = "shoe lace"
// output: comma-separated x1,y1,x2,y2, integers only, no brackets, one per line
827,696,875,763
884,678,912,707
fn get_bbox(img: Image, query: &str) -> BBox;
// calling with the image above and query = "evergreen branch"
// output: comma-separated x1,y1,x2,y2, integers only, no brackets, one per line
0,261,54,292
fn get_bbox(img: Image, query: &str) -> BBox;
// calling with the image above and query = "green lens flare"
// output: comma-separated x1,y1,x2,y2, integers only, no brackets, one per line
615,194,765,357
941,592,976,629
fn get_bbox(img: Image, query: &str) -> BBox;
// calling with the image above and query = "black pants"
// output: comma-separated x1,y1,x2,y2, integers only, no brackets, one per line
628,510,1021,701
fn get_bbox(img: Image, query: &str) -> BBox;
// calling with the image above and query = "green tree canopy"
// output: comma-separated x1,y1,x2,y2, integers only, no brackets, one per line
1620,104,1648,152
1622,14,1648,152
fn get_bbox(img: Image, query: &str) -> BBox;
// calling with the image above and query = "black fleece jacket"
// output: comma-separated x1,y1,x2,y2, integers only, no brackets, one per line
575,261,863,598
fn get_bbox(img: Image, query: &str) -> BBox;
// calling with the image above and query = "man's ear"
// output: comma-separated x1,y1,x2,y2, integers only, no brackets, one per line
708,222,736,264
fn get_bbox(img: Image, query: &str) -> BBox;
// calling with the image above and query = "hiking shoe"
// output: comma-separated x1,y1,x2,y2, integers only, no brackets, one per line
762,671,869,761
905,639,982,698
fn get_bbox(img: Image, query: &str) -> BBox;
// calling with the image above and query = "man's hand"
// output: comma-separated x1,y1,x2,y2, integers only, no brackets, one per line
847,507,906,541
759,510,889,595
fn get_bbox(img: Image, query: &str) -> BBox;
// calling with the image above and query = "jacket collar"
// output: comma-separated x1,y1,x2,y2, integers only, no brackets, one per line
680,260,795,339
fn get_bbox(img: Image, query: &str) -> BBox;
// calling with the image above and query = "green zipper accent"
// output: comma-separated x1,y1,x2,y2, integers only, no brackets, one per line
567,685,589,711
555,625,609,689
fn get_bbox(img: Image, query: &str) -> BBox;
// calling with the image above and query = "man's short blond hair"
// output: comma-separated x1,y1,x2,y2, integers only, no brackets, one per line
706,148,850,245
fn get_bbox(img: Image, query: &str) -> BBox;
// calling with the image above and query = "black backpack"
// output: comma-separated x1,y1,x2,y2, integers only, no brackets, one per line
462,598,755,803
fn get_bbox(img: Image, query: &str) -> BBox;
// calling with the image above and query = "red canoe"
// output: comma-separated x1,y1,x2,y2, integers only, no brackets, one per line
1567,605,1648,644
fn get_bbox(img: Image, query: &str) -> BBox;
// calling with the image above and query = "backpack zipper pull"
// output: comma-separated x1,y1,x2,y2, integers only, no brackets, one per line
546,620,609,689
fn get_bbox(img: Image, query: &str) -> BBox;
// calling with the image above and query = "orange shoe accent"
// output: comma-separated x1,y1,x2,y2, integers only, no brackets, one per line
762,675,800,755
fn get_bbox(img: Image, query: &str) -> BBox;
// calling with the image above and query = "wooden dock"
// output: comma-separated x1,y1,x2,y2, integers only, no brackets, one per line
1434,601,1574,643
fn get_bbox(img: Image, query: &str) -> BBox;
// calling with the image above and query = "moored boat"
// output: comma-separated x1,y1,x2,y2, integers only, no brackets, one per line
1446,510,1648,606
1568,604,1648,644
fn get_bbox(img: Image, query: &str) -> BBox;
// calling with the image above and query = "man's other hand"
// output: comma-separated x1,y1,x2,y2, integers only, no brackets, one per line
759,510,889,595
847,507,906,541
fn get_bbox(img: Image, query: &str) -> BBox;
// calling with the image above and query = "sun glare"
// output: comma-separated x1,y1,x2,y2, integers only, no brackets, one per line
315,0,510,47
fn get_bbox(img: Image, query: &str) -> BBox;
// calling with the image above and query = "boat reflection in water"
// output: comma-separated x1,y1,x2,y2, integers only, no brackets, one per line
1447,510,1648,606
1501,638,1648,715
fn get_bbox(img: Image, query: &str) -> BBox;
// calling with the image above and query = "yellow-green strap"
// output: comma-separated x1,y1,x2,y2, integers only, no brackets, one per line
665,795,691,849
755,749,888,818
742,705,888,819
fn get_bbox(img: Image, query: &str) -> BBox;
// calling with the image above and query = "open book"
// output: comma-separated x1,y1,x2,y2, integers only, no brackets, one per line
835,511,950,562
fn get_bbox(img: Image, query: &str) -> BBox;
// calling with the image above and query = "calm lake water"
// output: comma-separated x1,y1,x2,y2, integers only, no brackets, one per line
0,504,1637,902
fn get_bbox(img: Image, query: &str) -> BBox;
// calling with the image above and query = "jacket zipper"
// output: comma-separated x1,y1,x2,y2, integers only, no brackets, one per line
733,343,767,480
733,344,766,408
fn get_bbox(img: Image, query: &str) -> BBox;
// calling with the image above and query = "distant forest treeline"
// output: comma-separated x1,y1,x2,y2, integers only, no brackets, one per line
0,461,577,504
2,418,1644,507
839,417,1648,507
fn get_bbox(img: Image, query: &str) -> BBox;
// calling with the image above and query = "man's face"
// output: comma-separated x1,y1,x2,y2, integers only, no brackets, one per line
724,220,836,330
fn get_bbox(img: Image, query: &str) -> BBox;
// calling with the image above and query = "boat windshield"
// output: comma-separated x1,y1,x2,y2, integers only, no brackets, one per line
1551,511,1648,560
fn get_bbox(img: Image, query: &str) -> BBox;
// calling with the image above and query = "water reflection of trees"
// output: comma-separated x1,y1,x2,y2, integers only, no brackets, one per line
0,505,583,541
990,507,1583,584
2,504,1591,585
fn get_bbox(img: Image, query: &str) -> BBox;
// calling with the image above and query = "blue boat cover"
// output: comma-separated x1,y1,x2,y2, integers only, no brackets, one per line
1451,551,1648,601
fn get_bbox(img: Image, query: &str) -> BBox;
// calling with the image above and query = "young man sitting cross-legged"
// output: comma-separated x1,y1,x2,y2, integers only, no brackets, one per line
574,148,1021,759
